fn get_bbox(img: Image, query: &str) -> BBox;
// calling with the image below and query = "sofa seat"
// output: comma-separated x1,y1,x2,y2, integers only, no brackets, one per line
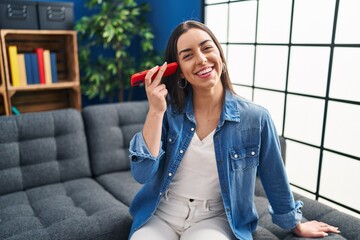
96,171,142,207
0,178,132,240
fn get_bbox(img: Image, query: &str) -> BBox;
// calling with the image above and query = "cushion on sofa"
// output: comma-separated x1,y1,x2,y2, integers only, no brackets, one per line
82,101,148,177
0,109,91,196
0,109,134,240
0,178,132,240
96,171,141,207
82,101,147,208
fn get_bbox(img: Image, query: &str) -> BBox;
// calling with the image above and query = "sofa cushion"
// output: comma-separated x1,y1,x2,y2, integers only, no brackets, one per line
0,178,132,240
96,171,142,207
315,211,360,240
252,225,281,239
0,109,91,196
82,101,148,176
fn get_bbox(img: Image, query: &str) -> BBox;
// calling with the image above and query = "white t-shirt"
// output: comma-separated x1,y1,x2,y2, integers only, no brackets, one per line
169,129,222,201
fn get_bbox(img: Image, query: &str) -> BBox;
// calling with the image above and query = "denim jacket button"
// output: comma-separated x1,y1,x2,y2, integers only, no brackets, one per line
191,127,195,131
180,150,184,154
234,154,238,158
169,138,172,142
251,151,255,156
168,172,172,177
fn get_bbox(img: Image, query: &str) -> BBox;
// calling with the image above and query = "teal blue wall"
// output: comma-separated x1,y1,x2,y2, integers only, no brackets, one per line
137,0,203,53
42,0,202,54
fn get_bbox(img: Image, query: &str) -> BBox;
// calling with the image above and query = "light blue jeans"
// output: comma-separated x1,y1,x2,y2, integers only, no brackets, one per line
130,190,236,240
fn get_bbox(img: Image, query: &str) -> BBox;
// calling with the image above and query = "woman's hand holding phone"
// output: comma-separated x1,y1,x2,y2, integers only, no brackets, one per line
141,63,170,157
144,62,169,115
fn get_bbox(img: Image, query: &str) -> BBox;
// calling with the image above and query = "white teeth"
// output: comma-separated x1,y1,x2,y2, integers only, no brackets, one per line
197,67,212,75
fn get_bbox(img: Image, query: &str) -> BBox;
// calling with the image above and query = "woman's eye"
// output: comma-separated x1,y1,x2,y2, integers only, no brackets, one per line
203,46,213,51
183,54,192,60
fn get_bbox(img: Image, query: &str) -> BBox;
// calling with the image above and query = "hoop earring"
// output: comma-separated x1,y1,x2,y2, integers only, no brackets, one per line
178,78,187,89
222,62,227,73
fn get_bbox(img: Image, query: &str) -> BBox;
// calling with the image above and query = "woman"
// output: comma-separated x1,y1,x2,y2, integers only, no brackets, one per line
128,20,339,240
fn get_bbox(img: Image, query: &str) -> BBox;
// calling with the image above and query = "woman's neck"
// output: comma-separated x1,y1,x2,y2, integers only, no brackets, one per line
193,83,224,115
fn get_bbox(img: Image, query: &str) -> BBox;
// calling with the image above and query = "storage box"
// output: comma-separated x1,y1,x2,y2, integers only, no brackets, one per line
38,1,74,30
0,0,38,29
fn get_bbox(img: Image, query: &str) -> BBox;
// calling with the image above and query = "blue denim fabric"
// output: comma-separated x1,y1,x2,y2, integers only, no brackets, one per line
128,90,303,240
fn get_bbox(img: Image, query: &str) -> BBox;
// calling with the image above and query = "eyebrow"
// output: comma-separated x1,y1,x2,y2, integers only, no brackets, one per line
178,39,212,56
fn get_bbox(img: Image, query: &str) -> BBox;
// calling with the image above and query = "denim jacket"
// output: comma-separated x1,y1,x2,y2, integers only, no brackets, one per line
128,90,303,240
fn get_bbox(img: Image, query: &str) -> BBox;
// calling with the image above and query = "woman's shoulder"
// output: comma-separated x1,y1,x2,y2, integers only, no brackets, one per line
232,93,269,115
227,92,272,126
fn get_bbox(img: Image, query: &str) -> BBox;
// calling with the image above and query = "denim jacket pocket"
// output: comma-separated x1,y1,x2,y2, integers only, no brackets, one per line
229,146,260,171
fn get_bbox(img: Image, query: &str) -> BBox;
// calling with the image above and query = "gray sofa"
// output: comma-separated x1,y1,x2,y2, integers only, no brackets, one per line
0,101,359,240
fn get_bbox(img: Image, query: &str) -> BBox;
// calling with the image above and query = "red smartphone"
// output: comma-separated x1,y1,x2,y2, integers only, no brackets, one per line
131,62,178,86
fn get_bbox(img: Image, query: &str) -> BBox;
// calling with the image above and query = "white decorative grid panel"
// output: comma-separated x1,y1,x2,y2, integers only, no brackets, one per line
204,0,360,216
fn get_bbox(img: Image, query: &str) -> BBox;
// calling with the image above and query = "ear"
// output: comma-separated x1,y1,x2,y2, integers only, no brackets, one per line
180,72,184,78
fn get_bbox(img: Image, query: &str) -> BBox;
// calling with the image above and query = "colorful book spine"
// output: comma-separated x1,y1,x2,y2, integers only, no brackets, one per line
35,48,45,84
8,46,21,86
50,53,58,83
31,53,40,84
17,54,27,86
43,49,52,84
24,53,34,84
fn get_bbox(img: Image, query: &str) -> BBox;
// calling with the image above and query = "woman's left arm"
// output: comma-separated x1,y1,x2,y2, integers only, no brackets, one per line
258,109,340,237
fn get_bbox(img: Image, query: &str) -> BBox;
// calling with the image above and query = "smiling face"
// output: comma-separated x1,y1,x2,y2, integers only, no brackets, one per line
177,28,223,92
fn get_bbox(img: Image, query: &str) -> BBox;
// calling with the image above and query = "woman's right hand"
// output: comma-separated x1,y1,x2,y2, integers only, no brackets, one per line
144,62,169,115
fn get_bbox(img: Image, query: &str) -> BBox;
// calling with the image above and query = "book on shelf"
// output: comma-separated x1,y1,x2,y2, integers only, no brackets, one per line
24,53,40,84
17,54,27,86
24,54,34,84
43,49,52,84
50,53,58,83
35,48,46,84
8,46,21,87
31,54,40,84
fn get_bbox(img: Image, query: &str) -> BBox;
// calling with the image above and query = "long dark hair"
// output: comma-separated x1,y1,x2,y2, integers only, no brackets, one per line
162,20,234,112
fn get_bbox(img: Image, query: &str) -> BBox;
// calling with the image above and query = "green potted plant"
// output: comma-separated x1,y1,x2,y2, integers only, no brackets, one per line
75,0,161,102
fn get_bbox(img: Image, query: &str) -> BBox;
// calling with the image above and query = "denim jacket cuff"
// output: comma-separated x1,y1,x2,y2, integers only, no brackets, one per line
129,132,165,162
268,200,304,230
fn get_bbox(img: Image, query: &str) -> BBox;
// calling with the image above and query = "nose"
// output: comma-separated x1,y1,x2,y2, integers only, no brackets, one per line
196,52,207,64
